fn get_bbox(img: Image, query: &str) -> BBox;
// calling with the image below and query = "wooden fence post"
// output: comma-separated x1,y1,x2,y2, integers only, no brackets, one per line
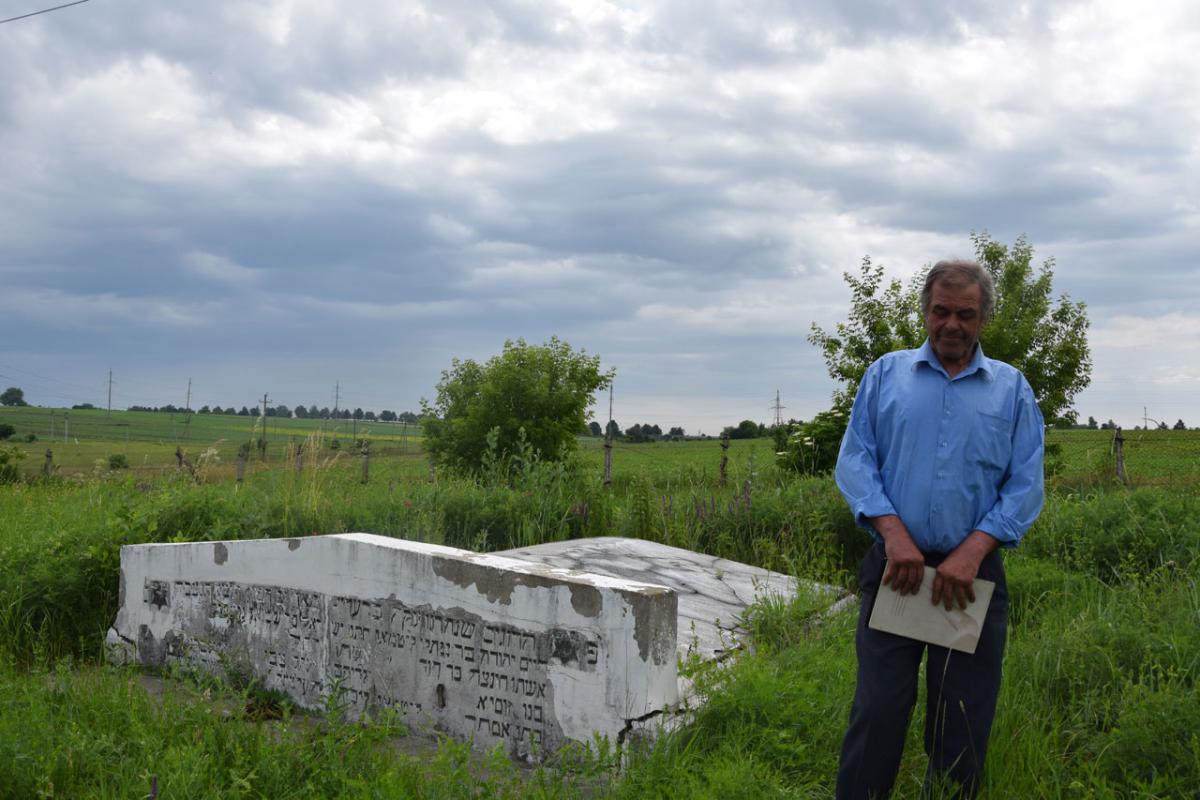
719,432,730,487
43,448,53,477
1113,427,1129,485
603,437,613,487
294,441,304,474
175,446,184,471
236,443,248,483
361,441,370,484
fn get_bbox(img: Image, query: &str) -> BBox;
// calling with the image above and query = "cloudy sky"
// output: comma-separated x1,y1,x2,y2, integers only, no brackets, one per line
2,0,1197,433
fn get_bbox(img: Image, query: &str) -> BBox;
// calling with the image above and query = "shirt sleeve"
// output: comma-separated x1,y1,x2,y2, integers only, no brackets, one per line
975,377,1045,546
835,359,898,532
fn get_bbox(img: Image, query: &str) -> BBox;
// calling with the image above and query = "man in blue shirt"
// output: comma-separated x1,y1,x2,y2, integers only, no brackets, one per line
834,259,1044,799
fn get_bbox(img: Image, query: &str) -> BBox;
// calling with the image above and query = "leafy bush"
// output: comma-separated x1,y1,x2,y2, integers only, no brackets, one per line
107,453,129,470
0,446,22,484
422,337,612,476
0,423,14,441
775,409,846,476
1025,488,1200,580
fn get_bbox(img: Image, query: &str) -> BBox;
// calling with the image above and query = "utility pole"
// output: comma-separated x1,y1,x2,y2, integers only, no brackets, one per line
185,378,192,413
258,392,270,459
107,369,113,417
603,383,614,486
770,390,786,427
334,383,340,417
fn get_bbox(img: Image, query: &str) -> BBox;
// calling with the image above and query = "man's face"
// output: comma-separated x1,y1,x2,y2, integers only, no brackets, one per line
925,279,984,369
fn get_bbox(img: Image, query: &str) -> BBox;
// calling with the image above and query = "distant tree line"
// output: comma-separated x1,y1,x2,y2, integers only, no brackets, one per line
123,404,420,422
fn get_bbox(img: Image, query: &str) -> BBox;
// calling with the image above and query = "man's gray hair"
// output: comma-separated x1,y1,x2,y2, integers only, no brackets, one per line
920,259,996,322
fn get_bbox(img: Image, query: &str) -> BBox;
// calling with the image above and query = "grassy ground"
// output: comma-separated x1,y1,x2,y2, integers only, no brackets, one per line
0,406,424,473
1,436,1198,797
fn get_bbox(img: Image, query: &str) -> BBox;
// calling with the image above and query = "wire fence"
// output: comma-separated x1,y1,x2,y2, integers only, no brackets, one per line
1047,428,1200,488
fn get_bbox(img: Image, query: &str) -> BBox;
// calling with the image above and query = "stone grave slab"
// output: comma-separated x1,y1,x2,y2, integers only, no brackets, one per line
496,537,840,668
106,534,678,760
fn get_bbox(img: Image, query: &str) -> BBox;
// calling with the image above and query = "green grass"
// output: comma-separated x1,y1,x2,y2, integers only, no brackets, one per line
1,434,1199,797
0,405,424,473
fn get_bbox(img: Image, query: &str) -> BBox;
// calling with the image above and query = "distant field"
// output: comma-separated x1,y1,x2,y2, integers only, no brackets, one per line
3,405,1198,487
0,406,423,475
1047,427,1200,487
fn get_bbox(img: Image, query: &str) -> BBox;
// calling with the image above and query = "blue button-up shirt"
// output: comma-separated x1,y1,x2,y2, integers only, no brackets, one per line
835,341,1044,552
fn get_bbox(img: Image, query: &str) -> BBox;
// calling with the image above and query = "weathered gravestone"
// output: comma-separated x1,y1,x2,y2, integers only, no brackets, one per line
107,534,678,759
107,534,825,759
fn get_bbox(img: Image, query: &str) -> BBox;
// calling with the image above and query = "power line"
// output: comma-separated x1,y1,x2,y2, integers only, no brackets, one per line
0,0,89,25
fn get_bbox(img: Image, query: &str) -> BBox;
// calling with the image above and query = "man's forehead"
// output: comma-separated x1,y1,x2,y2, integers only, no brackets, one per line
929,279,981,308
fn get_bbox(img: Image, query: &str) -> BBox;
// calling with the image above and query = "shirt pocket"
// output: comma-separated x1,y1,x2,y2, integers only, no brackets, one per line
970,410,1013,476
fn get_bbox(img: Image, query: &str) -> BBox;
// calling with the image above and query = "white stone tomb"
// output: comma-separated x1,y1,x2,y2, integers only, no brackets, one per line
107,534,820,758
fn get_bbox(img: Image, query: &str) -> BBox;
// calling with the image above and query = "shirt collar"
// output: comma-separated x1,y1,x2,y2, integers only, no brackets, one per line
914,339,994,381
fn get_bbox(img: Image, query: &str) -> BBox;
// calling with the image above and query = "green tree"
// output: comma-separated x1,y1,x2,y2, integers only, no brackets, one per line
1,387,28,407
789,232,1091,474
722,419,764,440
808,232,1090,425
588,421,602,436
420,337,613,475
1174,419,1187,430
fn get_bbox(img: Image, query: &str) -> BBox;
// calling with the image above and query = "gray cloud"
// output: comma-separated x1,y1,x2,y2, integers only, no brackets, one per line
2,0,1198,431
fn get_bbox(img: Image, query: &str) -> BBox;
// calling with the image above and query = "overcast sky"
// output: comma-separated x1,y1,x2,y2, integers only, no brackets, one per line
2,0,1197,433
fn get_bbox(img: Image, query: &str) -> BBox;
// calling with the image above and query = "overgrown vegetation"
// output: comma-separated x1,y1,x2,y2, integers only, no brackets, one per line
1,437,1198,797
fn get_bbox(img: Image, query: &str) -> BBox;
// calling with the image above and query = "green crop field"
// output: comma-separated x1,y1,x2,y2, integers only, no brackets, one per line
1,421,1198,797
0,406,424,476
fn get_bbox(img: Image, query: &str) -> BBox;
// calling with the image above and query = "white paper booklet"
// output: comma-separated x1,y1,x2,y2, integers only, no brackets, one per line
867,566,995,654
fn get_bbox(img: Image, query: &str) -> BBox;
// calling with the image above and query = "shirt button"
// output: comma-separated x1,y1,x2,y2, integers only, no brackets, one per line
937,471,944,478
940,441,946,447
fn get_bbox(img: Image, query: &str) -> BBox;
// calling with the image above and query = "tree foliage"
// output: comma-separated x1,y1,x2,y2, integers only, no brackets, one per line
420,337,612,475
808,232,1091,425
1,387,28,407
787,233,1091,475
722,420,765,440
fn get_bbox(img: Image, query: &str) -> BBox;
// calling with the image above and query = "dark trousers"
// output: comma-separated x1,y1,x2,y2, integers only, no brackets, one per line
836,542,1008,800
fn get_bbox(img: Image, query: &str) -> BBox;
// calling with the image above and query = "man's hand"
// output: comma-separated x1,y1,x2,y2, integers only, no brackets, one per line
932,530,999,610
870,515,925,596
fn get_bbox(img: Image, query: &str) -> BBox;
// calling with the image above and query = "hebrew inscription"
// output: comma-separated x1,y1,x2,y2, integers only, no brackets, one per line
156,578,601,754
107,534,680,760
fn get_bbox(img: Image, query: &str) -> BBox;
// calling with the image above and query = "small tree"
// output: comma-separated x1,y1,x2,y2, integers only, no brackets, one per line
1174,419,1187,430
605,419,621,439
589,421,602,436
794,233,1090,475
809,232,1090,426
1,387,28,407
722,420,763,440
1087,416,1098,430
421,337,613,475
